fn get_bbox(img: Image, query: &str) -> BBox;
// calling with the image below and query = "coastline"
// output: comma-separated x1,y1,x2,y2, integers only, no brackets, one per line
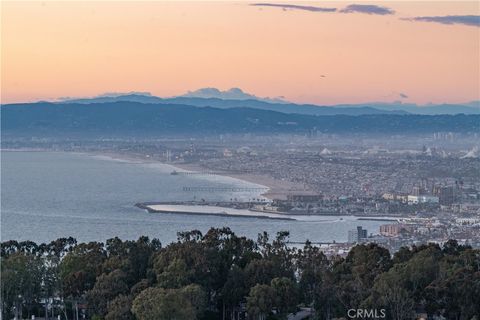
170,161,304,200
0,150,416,222
1,149,300,200
81,151,304,200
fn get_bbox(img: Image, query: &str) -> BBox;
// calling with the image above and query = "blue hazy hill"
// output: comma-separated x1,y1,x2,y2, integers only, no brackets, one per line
60,94,406,116
57,90,480,115
2,101,479,138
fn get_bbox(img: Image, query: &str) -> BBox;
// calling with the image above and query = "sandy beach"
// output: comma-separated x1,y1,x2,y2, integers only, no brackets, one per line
88,151,305,200
170,162,306,200
4,149,298,199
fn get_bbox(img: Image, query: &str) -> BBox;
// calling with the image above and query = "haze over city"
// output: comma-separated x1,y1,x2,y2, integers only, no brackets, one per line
2,2,480,320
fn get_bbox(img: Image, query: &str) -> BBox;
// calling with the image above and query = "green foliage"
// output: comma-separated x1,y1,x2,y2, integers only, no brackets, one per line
156,258,191,288
245,259,279,287
1,230,479,320
221,265,247,310
104,236,161,286
371,266,415,320
331,243,392,314
246,277,299,320
270,277,298,318
296,241,330,305
246,284,276,320
86,269,130,317
59,242,107,298
1,252,44,319
131,286,201,320
105,294,134,320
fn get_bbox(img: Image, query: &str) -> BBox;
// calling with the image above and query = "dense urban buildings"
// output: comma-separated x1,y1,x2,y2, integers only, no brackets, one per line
4,132,479,255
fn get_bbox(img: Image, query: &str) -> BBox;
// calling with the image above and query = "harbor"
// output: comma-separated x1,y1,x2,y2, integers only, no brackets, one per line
135,201,295,220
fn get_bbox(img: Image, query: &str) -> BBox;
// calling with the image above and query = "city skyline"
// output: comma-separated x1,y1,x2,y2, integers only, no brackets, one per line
2,1,479,105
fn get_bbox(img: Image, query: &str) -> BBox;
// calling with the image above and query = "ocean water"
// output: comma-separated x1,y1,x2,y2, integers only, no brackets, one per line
1,151,384,245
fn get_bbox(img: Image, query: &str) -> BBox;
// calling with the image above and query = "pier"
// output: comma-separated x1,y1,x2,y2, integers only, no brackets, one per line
288,241,338,245
182,186,269,192
171,170,218,176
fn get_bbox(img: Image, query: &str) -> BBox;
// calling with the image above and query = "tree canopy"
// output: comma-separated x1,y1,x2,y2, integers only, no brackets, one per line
2,229,479,320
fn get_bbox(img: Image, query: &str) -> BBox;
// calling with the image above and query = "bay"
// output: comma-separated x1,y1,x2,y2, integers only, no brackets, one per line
1,151,385,244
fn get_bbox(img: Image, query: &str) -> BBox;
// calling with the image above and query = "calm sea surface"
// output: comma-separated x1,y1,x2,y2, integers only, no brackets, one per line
1,151,384,244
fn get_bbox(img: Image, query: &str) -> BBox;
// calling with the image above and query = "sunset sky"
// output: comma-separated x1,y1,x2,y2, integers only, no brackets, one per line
1,1,479,105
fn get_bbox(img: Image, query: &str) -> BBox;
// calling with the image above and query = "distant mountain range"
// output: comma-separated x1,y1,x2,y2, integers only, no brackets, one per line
55,89,480,116
56,93,404,116
3,89,478,138
333,101,480,115
2,101,479,138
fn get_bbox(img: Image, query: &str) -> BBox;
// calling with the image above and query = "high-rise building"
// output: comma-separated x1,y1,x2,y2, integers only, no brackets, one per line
437,186,455,205
380,224,414,237
348,226,367,243
412,186,427,196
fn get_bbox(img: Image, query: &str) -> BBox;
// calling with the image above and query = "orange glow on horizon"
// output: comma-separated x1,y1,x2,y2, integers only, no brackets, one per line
1,1,479,105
